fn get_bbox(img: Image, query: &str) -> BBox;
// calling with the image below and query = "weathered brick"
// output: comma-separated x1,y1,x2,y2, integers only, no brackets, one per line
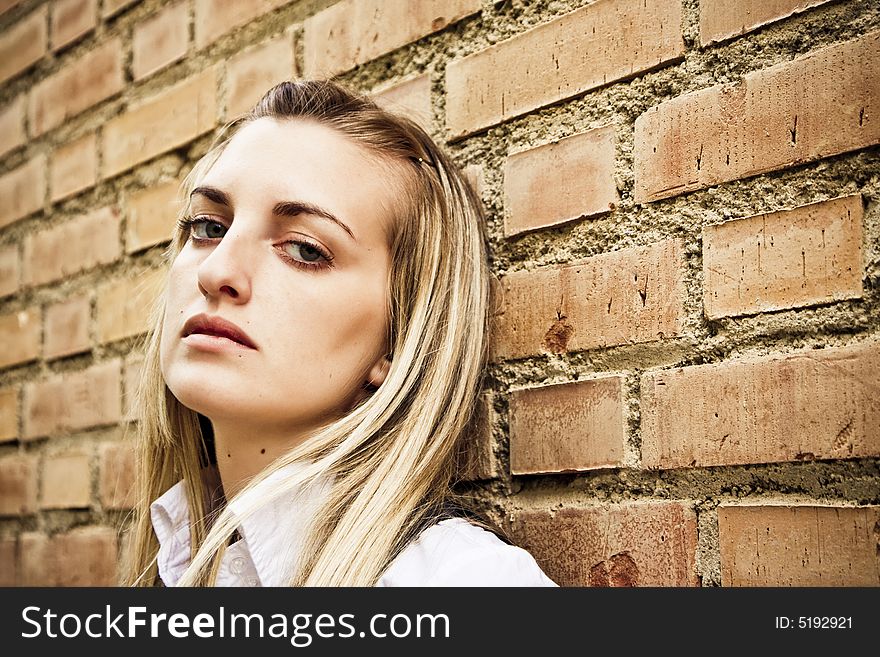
510,375,626,475
123,354,144,422
703,195,864,319
0,95,26,157
718,504,880,586
132,0,189,81
457,392,498,481
23,359,122,440
126,179,181,253
51,0,97,51
0,156,46,230
0,5,47,84
641,340,880,469
635,31,880,203
0,538,16,586
96,267,167,344
0,454,37,516
23,206,120,288
0,307,40,370
52,526,118,586
40,450,91,509
0,244,19,299
99,440,135,509
28,37,124,136
504,124,618,237
102,0,137,18
0,1,22,17
226,30,295,119
492,239,686,361
446,0,683,139
511,502,698,586
700,0,834,47
0,386,17,442
103,67,218,178
195,0,290,50
44,295,91,360
372,73,432,130
462,163,485,201
18,532,50,585
49,131,98,202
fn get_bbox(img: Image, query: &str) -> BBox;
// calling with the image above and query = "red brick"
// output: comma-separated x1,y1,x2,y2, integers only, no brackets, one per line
225,30,295,119
23,206,120,288
41,450,91,509
0,95,26,157
0,454,37,516
492,239,686,361
23,359,122,440
123,354,144,422
700,0,833,47
462,163,485,201
99,440,135,509
0,1,23,17
304,0,481,77
28,37,124,136
0,156,46,230
510,375,626,475
457,392,499,481
718,504,880,586
0,5,48,84
44,295,91,360
504,125,618,237
641,340,880,469
635,31,880,203
446,0,683,139
372,73,432,131
18,532,50,585
511,502,698,586
703,195,864,319
51,0,97,51
0,538,16,586
132,0,189,81
52,526,118,586
102,0,137,18
49,131,98,202
0,244,19,299
96,267,167,344
0,386,17,442
103,67,218,178
0,308,40,370
195,0,290,50
126,179,182,253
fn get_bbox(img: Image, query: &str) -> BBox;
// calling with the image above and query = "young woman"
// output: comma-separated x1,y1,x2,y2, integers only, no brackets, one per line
125,79,557,587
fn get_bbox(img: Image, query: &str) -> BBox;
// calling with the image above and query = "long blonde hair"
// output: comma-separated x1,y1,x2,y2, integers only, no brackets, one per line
125,79,495,586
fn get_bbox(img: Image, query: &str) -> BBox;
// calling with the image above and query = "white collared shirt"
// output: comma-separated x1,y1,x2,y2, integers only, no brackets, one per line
149,464,558,587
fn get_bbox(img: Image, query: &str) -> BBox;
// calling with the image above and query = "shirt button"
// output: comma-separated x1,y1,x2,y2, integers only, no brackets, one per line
246,576,259,587
230,556,246,574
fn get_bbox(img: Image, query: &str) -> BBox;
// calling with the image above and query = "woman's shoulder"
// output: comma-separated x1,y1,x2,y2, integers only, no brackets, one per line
377,517,558,587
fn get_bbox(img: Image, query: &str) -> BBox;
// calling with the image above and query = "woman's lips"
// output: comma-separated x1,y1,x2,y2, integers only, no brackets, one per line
181,313,258,349
182,333,257,352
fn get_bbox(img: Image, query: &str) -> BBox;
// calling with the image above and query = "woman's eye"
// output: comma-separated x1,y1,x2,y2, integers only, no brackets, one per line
192,219,226,239
284,241,330,265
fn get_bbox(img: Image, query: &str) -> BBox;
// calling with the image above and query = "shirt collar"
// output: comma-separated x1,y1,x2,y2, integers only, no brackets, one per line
149,462,333,586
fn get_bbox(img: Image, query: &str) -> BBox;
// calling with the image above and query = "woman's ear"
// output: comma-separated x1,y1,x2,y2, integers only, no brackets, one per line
366,355,392,390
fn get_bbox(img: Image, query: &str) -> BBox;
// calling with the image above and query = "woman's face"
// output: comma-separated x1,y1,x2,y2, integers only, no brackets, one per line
160,117,397,433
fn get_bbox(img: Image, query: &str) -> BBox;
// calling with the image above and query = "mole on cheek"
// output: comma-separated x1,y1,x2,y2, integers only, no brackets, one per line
260,448,266,454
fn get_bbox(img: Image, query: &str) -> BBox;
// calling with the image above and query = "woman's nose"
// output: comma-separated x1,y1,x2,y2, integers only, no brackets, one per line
196,230,253,303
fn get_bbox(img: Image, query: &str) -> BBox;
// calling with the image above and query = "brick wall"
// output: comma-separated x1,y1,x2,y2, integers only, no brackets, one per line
0,0,877,587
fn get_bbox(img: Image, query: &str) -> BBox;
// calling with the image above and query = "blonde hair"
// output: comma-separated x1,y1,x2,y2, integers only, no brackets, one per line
125,79,497,586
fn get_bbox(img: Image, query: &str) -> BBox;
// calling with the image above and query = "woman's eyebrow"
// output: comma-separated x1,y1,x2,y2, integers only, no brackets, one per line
189,185,357,243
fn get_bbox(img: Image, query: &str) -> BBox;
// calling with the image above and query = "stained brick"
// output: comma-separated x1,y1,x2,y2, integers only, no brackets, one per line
0,386,17,442
44,295,91,360
225,30,295,119
52,526,118,586
99,440,135,509
0,244,19,299
718,504,880,586
18,533,50,585
0,156,46,230
700,0,834,47
504,124,618,237
194,0,290,50
28,37,124,136
492,240,686,361
0,5,48,84
102,0,137,18
132,0,189,81
511,502,698,586
0,455,37,516
49,132,98,202
23,359,122,439
305,0,481,77
51,0,97,51
96,267,167,344
0,538,16,586
0,308,40,370
634,31,880,203
123,354,144,422
103,67,218,178
641,340,880,469
457,392,498,481
22,206,120,288
510,375,626,475
703,195,864,319
372,73,432,130
0,95,26,157
446,0,683,138
40,450,91,509
126,179,182,253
